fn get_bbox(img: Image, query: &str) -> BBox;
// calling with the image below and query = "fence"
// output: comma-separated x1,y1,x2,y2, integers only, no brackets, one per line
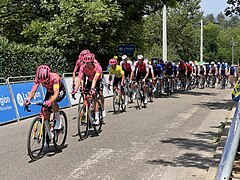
216,101,240,179
0,71,112,124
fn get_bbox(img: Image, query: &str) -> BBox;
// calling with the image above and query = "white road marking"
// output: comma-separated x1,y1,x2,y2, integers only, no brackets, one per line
67,148,114,180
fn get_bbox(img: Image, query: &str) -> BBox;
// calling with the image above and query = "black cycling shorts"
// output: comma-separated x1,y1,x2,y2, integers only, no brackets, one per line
85,79,103,93
44,83,66,102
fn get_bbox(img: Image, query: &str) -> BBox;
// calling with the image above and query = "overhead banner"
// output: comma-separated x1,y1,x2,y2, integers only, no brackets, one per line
10,82,44,119
0,85,17,123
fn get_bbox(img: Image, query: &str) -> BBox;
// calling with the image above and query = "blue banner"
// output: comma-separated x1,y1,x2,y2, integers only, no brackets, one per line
42,80,70,108
11,82,44,118
0,85,17,123
117,44,136,57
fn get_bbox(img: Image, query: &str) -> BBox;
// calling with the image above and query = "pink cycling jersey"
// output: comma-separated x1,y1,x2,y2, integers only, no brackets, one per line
73,59,99,73
32,73,61,93
78,63,102,81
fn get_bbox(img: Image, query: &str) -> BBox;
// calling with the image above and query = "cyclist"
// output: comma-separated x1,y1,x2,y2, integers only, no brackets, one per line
120,54,133,79
24,65,66,130
130,54,149,104
178,60,187,89
152,58,164,93
165,61,174,92
186,61,193,87
73,53,105,124
72,50,90,90
209,62,217,87
108,58,127,105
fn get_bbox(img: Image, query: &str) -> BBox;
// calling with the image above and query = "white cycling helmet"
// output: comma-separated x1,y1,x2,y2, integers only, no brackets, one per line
137,54,144,60
122,54,127,60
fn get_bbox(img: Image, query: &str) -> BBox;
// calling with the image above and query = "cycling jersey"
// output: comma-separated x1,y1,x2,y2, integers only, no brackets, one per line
148,65,154,75
78,63,102,81
199,67,205,75
165,63,173,76
187,64,193,73
206,65,210,75
108,65,124,78
32,73,62,93
152,63,163,77
178,63,187,74
132,62,149,74
120,60,132,73
230,66,235,75
221,64,227,75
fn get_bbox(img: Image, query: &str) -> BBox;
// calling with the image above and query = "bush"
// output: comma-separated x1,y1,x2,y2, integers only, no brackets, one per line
0,36,68,78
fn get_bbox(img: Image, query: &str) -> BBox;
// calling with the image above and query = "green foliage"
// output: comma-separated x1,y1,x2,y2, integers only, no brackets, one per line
0,36,67,77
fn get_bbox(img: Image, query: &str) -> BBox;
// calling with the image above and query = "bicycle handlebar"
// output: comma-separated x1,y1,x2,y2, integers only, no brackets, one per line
24,102,45,112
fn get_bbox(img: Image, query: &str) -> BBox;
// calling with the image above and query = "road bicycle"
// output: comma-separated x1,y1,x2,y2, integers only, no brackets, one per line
73,90,103,140
25,102,67,161
136,78,147,109
111,83,126,114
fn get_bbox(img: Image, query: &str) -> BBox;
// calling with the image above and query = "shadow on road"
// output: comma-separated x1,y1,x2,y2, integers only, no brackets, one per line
177,90,217,96
147,153,210,169
146,130,220,169
195,99,234,110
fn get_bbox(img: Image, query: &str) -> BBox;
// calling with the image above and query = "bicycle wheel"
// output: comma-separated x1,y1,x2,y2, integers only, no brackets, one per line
113,91,120,114
77,93,84,113
78,105,89,140
27,117,45,161
136,90,143,109
53,111,68,150
93,100,103,134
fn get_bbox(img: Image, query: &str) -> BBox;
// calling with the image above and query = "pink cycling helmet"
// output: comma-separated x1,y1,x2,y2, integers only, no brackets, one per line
36,65,50,82
83,53,95,63
79,49,90,61
109,58,117,65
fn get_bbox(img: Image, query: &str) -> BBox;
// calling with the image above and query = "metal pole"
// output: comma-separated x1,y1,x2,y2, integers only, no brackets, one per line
232,37,234,65
200,19,203,62
163,5,167,62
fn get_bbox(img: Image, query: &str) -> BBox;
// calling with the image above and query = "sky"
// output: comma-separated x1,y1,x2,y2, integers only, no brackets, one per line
201,0,228,16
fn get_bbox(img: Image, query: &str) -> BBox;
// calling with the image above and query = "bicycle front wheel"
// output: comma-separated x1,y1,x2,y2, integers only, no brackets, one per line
78,94,84,113
93,100,103,134
27,117,45,161
113,91,120,114
53,111,68,150
78,105,89,140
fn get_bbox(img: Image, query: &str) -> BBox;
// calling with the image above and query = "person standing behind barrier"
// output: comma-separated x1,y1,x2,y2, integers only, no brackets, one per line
24,65,66,130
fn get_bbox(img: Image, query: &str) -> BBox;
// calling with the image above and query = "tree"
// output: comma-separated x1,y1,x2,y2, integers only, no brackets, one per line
225,0,240,16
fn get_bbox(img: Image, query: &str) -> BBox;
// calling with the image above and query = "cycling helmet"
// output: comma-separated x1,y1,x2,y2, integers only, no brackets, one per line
79,49,90,60
83,53,95,63
122,55,127,60
137,54,144,60
109,58,117,65
211,61,215,65
36,65,50,83
113,56,118,60
189,61,193,65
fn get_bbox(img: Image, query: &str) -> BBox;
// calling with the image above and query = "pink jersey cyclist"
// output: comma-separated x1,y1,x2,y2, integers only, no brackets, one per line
32,72,66,102
24,65,66,130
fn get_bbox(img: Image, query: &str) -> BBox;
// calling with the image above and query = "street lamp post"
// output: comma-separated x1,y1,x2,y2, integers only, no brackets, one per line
232,37,238,65
163,5,167,62
200,19,203,62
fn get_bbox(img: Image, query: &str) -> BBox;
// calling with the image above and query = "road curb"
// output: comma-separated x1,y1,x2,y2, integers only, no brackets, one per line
205,105,236,180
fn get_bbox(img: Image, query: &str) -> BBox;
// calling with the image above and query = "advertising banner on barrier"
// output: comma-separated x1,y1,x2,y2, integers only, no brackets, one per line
42,80,71,108
102,74,113,97
11,82,44,119
64,77,81,105
0,85,17,123
64,74,113,106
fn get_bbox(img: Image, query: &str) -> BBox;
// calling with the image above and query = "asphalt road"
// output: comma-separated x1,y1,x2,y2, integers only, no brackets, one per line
0,88,232,180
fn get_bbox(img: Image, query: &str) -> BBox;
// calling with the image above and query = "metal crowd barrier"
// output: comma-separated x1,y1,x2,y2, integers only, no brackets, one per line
216,101,240,179
0,72,114,124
